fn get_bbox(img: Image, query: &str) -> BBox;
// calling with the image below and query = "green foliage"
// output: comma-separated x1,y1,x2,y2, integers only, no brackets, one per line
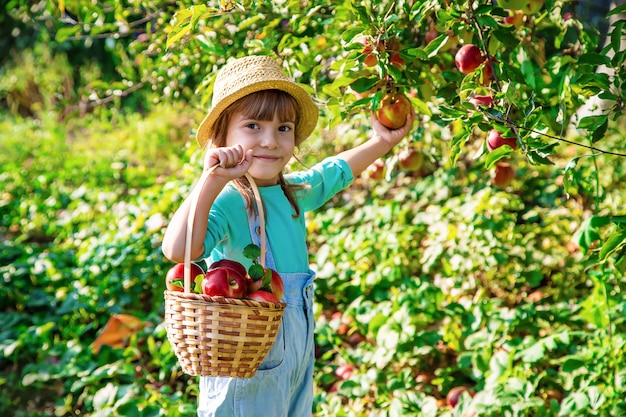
2,0,626,415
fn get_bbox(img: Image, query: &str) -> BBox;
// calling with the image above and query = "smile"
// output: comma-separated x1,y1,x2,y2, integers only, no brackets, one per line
254,155,281,162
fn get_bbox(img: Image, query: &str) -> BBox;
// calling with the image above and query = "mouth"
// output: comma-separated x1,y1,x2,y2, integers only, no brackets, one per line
254,155,282,163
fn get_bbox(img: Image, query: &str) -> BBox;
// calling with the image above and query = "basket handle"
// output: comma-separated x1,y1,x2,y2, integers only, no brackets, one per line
183,166,266,293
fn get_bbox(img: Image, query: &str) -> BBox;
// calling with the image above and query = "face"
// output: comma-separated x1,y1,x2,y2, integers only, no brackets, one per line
225,111,296,186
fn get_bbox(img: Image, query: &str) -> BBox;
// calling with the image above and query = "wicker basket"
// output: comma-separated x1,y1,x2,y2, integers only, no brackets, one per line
164,171,286,378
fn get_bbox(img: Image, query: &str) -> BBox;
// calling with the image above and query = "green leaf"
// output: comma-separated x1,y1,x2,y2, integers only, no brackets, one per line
350,77,379,93
55,26,81,43
526,149,555,166
476,15,499,28
573,215,611,252
578,52,611,66
577,114,608,131
484,145,514,169
261,268,272,288
166,9,194,50
243,243,261,261
517,340,545,363
248,264,264,281
598,229,626,262
408,96,432,117
419,37,445,58
592,118,608,143
193,274,204,294
578,275,609,329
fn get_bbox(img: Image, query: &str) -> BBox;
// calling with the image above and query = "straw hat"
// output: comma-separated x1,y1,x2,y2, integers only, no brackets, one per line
196,56,319,147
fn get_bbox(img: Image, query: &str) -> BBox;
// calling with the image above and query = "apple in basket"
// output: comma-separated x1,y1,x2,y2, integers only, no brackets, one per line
202,267,248,298
165,262,204,292
247,267,284,301
247,289,280,303
208,259,248,278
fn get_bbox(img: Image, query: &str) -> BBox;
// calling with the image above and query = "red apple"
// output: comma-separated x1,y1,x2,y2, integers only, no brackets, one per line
504,9,525,27
246,275,264,294
390,52,406,70
247,290,280,303
469,94,494,110
397,148,423,172
365,158,385,180
265,268,284,301
375,93,412,130
202,267,247,298
335,364,355,381
455,44,483,74
446,386,475,408
492,162,515,187
208,259,247,278
247,267,284,300
363,52,378,67
356,36,378,67
165,262,204,292
425,28,438,44
487,129,518,151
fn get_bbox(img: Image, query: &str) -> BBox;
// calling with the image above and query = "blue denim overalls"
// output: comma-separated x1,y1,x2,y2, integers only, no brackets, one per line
198,213,316,417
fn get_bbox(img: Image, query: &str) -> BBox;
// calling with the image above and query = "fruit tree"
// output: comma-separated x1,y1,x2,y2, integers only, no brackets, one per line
2,0,626,416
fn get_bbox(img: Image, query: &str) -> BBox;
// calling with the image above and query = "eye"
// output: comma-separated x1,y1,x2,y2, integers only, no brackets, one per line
245,122,259,130
278,124,294,132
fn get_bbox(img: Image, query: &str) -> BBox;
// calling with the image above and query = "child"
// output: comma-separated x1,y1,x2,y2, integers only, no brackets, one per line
161,55,415,417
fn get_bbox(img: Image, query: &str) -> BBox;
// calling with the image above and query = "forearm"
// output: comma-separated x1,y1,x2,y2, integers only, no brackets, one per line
161,172,228,263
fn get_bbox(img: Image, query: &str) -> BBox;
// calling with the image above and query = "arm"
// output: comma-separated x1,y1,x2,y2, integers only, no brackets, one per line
161,145,253,263
338,110,416,177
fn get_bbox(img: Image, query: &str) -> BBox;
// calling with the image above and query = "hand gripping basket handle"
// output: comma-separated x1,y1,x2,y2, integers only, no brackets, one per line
183,166,266,293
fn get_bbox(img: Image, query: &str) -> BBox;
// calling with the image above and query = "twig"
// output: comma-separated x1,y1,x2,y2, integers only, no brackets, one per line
484,112,626,157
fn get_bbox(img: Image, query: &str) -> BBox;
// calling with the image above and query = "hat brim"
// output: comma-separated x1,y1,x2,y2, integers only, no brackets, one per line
196,80,319,148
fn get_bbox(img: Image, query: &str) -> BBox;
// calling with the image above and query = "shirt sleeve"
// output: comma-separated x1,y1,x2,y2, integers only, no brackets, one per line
287,156,354,212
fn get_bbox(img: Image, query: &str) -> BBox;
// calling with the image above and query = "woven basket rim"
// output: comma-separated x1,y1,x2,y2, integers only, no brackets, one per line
164,290,286,310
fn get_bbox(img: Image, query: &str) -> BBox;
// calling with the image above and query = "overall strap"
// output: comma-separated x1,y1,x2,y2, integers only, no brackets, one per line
247,212,278,271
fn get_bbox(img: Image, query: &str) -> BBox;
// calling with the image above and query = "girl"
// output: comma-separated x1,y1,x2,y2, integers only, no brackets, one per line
161,55,415,417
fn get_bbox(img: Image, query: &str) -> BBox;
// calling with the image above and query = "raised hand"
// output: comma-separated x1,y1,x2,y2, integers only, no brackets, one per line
204,144,253,181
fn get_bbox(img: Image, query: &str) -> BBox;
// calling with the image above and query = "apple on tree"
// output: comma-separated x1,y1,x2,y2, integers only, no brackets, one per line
468,94,494,110
355,35,378,67
375,93,412,130
455,44,483,74
335,363,355,381
503,9,525,27
364,158,385,180
492,162,516,187
397,147,423,172
446,386,475,408
165,262,204,292
389,52,406,70
487,129,518,151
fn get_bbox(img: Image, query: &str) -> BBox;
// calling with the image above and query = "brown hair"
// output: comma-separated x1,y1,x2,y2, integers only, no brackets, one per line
208,89,308,218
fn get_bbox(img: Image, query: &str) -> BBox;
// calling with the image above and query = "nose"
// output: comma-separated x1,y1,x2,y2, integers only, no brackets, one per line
259,130,279,148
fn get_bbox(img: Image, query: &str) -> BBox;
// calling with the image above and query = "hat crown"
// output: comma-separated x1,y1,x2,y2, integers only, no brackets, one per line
212,56,292,108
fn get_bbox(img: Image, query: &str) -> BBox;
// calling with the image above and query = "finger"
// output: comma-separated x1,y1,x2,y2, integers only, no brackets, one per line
219,147,241,168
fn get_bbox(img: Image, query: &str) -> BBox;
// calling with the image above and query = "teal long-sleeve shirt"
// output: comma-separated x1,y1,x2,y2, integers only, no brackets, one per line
202,156,354,273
